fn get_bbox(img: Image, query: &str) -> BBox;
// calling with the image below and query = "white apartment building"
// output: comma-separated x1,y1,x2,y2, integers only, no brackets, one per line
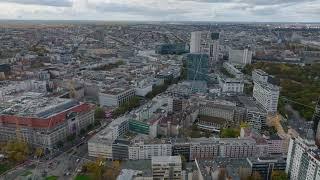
253,82,280,113
190,31,202,53
99,87,135,107
219,138,257,158
199,103,235,122
88,116,129,159
129,142,172,160
152,156,182,180
286,137,320,180
252,69,268,84
218,75,244,94
229,49,252,65
223,62,244,79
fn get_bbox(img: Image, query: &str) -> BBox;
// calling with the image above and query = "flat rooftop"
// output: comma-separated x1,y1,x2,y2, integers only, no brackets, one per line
0,92,78,118
101,86,133,95
152,156,181,164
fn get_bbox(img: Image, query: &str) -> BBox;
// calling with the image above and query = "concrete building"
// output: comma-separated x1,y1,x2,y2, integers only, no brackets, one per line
0,93,94,149
172,143,191,161
247,157,286,180
219,138,257,158
252,69,269,84
286,137,320,180
253,82,280,114
223,62,244,79
190,31,202,53
218,75,244,94
229,49,253,65
190,140,220,161
99,87,135,107
238,96,267,132
128,140,172,160
186,53,209,81
152,156,182,180
88,116,129,158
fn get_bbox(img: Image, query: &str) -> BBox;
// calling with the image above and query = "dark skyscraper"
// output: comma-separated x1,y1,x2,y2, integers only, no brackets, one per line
186,53,209,81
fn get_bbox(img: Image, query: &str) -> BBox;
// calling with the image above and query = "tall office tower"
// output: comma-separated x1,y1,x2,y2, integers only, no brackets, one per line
253,82,280,114
209,32,220,63
286,137,320,180
314,98,320,146
229,49,253,65
190,31,202,53
186,53,209,81
152,156,182,180
190,31,220,66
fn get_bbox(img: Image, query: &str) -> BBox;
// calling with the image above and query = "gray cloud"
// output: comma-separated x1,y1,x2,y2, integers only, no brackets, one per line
0,0,72,7
92,2,189,18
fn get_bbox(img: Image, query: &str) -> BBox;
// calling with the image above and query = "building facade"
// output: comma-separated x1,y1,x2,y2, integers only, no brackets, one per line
99,88,135,107
186,53,209,81
286,137,320,180
152,156,182,180
0,99,94,149
253,82,280,114
229,49,253,65
247,157,286,180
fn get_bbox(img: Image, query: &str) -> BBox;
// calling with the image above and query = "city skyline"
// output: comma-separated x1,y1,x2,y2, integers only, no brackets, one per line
0,0,319,22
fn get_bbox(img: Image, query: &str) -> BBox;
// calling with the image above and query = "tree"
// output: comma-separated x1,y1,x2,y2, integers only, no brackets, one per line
220,128,240,138
247,171,262,180
67,134,76,142
83,158,105,180
271,171,288,180
35,147,44,158
5,140,29,162
80,128,86,135
94,107,105,120
180,155,187,170
103,160,121,180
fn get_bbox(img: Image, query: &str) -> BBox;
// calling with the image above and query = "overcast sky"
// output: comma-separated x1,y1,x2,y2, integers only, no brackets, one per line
0,0,319,22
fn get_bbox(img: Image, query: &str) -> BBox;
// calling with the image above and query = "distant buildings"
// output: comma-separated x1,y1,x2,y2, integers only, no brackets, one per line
229,49,252,65
186,53,209,81
152,156,182,180
190,31,220,67
155,43,188,55
99,87,135,107
286,137,320,180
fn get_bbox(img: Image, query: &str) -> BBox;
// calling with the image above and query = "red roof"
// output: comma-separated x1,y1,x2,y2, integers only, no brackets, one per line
0,103,94,128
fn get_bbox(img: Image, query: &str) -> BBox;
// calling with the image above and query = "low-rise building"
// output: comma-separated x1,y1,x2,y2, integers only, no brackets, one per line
152,156,182,180
99,87,135,107
247,157,286,180
223,62,244,79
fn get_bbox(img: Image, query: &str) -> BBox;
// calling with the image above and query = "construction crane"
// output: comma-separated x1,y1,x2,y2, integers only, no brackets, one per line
68,80,76,99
